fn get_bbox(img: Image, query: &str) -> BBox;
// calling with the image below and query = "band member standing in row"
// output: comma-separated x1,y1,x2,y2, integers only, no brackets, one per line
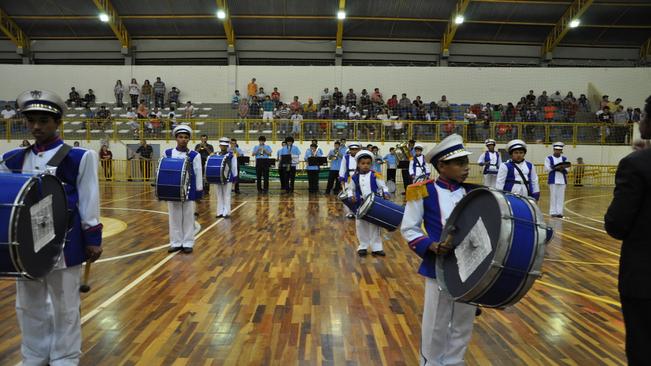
544,142,569,218
400,134,478,366
252,135,272,194
194,134,214,194
477,139,501,187
277,141,287,190
409,143,430,182
214,137,238,218
339,142,361,219
166,125,203,253
279,136,301,193
383,147,398,185
347,151,389,257
305,143,323,194
496,139,540,201
228,138,243,194
325,140,343,195
2,90,103,365
400,139,416,193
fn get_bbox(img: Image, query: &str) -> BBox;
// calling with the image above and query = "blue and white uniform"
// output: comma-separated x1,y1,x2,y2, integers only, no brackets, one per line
544,142,569,216
496,139,540,200
214,137,238,216
338,142,359,216
477,143,501,188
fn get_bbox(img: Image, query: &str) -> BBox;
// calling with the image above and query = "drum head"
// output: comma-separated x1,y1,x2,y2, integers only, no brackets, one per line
386,180,396,194
11,174,68,279
221,156,231,183
436,189,504,300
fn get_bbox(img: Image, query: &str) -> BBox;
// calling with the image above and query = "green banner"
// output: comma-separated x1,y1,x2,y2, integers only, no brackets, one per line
239,166,331,183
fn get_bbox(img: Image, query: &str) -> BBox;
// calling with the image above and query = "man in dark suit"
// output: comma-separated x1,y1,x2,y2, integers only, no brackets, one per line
605,95,651,365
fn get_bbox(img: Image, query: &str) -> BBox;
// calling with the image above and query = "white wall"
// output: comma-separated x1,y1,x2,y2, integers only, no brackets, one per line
1,65,649,109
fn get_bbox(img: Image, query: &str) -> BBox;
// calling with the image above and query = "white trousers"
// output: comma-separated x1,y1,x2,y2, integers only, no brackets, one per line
16,266,82,366
215,183,232,216
548,184,566,216
355,219,383,252
168,201,196,248
421,277,476,366
482,174,497,188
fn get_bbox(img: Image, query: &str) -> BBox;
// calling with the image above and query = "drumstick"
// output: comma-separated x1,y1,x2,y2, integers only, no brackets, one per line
79,262,91,293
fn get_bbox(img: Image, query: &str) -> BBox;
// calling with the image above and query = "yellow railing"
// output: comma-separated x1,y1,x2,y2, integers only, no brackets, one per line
5,118,635,146
99,160,617,187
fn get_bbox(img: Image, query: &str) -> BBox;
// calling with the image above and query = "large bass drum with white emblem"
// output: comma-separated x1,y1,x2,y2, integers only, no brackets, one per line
436,188,552,308
0,173,69,279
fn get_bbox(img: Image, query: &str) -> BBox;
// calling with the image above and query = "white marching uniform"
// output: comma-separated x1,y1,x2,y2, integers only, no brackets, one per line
409,155,430,181
401,180,476,366
495,160,540,200
338,154,357,215
477,151,501,188
214,152,238,216
347,171,388,252
167,148,203,249
544,155,569,216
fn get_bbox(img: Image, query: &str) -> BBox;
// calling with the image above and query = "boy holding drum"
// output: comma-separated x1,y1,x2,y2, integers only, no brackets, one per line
495,139,540,201
214,137,238,218
347,150,390,257
400,133,478,365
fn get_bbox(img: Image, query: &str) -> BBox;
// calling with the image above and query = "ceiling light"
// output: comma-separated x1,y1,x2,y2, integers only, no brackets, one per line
454,15,465,25
569,19,580,28
99,13,109,22
216,10,226,20
337,10,346,20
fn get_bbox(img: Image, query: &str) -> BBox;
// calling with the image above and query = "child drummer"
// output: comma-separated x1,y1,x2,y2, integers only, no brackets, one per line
213,137,238,218
166,125,203,253
347,150,390,257
495,139,540,201
400,133,478,365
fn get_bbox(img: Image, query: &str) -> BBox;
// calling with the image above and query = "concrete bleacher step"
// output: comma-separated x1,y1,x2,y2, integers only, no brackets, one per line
202,107,212,111
233,129,244,133
195,122,205,126
74,107,83,111
63,129,74,133
262,130,272,134
198,114,208,118
118,129,131,134
70,121,82,125
66,114,77,117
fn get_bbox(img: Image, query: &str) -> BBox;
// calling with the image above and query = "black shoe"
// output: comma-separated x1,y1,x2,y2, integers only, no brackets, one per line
216,214,223,218
346,214,355,219
168,246,182,253
223,215,230,218
325,191,331,195
372,250,386,257
557,215,564,218
194,212,199,217
182,247,193,254
357,249,368,257
475,308,482,316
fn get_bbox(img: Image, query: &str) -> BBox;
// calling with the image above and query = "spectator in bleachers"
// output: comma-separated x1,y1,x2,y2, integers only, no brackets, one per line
578,94,591,112
271,87,281,106
249,96,261,120
387,94,398,115
345,88,357,107
141,80,153,109
1,104,16,120
126,107,138,133
83,89,96,107
148,111,162,135
628,108,642,123
359,89,371,115
153,77,166,108
276,103,291,134
303,98,317,119
129,78,140,108
262,95,274,128
332,87,343,106
613,105,629,143
414,100,426,121
464,108,478,141
600,95,610,110
168,87,181,107
247,78,258,101
543,102,556,122
320,88,331,107
167,108,177,130
613,98,623,112
137,100,148,119
136,140,154,180
614,105,627,124
256,87,267,102
333,102,347,119
231,90,242,109
371,88,383,106
82,105,95,124
505,103,516,122
290,110,303,137
596,105,613,123
564,96,578,122
66,87,81,107
516,98,527,121
114,80,124,107
290,96,301,113
398,93,411,119
20,139,30,147
237,99,249,130
183,101,194,119
525,90,536,105
437,95,451,120
73,141,80,147
348,106,361,120
537,91,548,109
550,91,563,104
96,105,111,129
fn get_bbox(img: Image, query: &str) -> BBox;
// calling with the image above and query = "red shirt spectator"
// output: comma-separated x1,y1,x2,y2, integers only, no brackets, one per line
271,87,280,103
290,96,301,113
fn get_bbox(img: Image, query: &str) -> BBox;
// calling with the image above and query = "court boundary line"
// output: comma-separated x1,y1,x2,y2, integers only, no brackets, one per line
537,280,620,307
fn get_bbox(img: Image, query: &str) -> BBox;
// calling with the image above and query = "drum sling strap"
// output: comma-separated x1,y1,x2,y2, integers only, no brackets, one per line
46,144,72,168
511,163,531,196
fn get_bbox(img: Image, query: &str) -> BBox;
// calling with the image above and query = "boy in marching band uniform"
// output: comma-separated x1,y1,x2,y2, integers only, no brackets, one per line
339,141,361,219
409,143,430,182
325,140,343,195
166,125,203,253
496,139,540,201
347,150,390,257
305,143,324,193
544,142,569,217
400,134,478,365
214,137,238,218
477,139,501,187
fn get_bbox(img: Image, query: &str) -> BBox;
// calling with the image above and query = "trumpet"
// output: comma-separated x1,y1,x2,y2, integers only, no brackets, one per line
395,141,413,162
330,148,341,160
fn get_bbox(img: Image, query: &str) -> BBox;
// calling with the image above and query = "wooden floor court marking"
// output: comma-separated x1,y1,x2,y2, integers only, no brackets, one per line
563,194,609,224
545,258,618,266
537,280,621,307
556,231,620,257
100,190,153,205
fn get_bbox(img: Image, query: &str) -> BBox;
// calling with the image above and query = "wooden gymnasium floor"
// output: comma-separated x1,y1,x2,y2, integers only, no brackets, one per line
0,181,625,365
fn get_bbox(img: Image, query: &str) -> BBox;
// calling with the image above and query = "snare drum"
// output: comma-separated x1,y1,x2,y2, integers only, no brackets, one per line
156,157,190,201
205,154,232,185
338,191,359,212
436,188,552,308
0,173,69,279
356,194,405,231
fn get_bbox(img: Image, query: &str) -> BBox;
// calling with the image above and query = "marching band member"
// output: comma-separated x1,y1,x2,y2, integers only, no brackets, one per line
277,140,288,191
409,143,430,182
305,143,323,193
383,147,398,185
1,90,103,365
496,139,540,201
477,139,501,187
544,142,569,217
228,138,244,194
166,125,203,253
214,137,238,218
278,136,301,193
347,150,390,257
252,135,272,194
400,134,478,366
339,142,361,219
325,140,343,195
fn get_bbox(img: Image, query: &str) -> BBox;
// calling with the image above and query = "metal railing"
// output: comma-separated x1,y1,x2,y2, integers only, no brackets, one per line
4,118,635,146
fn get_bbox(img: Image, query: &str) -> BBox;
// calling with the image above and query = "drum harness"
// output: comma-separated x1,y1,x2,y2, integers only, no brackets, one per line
510,162,532,197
